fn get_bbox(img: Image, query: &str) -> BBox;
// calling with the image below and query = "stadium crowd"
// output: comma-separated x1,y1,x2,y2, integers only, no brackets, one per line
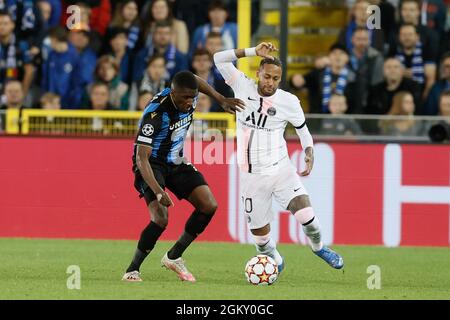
0,0,449,135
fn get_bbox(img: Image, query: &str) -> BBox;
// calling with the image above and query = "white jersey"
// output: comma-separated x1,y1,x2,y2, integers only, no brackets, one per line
214,51,307,174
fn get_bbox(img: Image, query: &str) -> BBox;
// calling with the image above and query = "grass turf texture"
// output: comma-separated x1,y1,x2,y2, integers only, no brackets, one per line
0,238,449,300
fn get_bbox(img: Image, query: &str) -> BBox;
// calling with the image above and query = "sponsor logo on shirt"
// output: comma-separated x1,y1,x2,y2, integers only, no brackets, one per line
170,114,193,130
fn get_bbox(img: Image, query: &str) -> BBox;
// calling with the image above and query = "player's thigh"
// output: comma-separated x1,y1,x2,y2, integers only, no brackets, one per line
165,162,208,201
134,162,167,205
240,171,274,230
187,185,217,215
273,163,309,210
148,199,169,226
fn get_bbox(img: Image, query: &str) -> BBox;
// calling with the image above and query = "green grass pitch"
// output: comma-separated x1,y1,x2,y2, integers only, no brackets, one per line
0,238,449,300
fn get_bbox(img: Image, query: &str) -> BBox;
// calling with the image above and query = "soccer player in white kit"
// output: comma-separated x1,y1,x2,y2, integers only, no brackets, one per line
214,42,344,271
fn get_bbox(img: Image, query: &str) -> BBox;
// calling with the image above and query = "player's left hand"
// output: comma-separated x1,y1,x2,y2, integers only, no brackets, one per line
300,150,314,176
220,97,246,114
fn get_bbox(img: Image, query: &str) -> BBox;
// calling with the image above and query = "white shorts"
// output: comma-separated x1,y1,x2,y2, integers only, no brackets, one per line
239,157,308,230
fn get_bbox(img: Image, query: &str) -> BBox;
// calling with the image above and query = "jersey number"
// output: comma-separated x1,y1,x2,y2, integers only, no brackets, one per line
242,197,253,213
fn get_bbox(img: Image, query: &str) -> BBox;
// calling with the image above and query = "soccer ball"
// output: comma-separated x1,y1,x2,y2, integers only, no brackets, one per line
244,255,279,285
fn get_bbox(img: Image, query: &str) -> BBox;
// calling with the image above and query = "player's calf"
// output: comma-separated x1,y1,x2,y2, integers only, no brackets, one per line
252,233,284,272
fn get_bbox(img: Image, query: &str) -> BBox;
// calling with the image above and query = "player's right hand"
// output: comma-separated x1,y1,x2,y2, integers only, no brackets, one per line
157,191,174,207
255,42,278,60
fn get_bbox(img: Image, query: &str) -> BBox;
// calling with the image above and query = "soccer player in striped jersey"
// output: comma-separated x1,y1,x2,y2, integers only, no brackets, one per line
122,71,245,282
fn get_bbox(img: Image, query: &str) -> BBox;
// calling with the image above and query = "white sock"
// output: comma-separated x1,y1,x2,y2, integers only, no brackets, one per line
253,234,283,265
294,207,323,252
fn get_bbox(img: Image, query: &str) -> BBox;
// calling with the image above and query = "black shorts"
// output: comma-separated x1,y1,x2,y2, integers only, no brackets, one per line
134,159,208,204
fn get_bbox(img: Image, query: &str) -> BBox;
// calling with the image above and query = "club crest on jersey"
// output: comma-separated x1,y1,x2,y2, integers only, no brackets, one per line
267,107,277,116
142,124,154,136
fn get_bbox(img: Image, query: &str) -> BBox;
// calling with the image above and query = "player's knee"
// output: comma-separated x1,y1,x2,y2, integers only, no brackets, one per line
150,204,169,228
288,194,311,213
197,199,218,216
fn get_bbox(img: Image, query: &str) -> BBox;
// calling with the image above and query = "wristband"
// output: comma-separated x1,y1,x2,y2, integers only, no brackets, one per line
156,193,163,202
245,47,257,57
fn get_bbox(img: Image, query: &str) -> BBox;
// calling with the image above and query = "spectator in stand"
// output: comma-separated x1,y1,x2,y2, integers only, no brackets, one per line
338,0,386,53
190,0,237,57
417,0,447,36
40,92,61,110
0,11,34,98
439,90,450,116
83,55,129,110
137,90,153,111
62,1,106,53
133,53,168,96
107,0,141,51
0,79,25,110
368,0,396,41
423,52,450,115
379,91,423,136
62,0,111,36
290,43,357,114
187,92,212,139
88,81,111,110
41,26,79,108
87,81,114,133
389,23,437,99
37,0,62,28
0,0,43,43
133,20,188,81
39,91,62,134
68,23,97,108
106,27,133,85
348,27,384,114
367,57,421,115
141,0,189,54
392,0,440,70
319,94,362,135
191,48,231,112
0,80,25,131
204,31,224,56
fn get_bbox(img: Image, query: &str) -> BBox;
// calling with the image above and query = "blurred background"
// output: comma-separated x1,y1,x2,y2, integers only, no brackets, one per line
0,0,449,248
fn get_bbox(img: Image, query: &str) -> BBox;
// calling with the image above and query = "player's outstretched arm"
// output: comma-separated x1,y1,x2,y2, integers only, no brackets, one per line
194,75,245,114
136,145,173,207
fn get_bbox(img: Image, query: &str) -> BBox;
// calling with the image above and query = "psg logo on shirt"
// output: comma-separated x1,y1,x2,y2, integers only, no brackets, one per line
142,124,154,136
267,107,276,116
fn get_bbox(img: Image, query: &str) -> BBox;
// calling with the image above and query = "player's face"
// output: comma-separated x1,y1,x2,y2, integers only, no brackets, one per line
257,64,282,96
171,87,198,113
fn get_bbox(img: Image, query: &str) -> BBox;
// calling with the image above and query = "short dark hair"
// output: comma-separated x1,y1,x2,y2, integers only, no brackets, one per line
208,0,227,12
440,51,450,63
172,71,198,90
48,26,68,42
154,20,172,31
147,53,166,67
0,10,13,22
399,22,418,34
259,57,282,69
192,48,212,61
329,42,349,55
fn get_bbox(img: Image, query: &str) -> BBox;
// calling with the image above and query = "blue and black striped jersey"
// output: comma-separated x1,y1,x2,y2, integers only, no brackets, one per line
132,88,196,169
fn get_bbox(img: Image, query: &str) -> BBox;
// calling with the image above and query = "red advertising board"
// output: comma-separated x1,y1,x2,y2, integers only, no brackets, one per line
0,137,448,246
